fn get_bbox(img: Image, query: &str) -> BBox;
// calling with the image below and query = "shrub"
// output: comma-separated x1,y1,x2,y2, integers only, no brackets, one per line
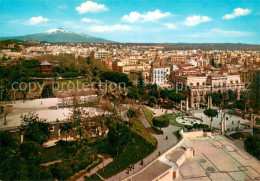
173,131,182,139
152,116,169,129
152,126,164,134
33,73,54,78
61,72,80,78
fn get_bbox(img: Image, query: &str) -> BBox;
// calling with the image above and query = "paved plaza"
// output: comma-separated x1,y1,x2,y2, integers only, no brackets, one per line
192,107,250,130
0,96,103,128
178,136,260,181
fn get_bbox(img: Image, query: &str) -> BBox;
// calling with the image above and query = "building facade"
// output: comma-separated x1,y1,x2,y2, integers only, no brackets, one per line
172,73,245,108
151,66,170,85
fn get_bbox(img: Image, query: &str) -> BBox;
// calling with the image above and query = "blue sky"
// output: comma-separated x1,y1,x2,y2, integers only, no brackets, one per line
0,0,259,44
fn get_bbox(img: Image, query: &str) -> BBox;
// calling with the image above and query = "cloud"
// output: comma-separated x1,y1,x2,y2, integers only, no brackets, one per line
122,10,170,23
190,28,253,38
81,18,102,23
89,24,131,32
76,1,108,14
183,15,211,26
223,8,251,19
26,16,49,25
164,23,178,30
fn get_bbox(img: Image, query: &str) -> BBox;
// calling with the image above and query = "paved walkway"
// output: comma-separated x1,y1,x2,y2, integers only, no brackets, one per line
41,160,62,167
77,158,113,181
139,107,150,128
106,106,179,181
144,106,174,117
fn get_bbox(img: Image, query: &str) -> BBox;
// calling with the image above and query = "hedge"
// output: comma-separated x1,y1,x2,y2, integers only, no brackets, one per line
61,72,80,78
152,126,164,134
152,116,169,128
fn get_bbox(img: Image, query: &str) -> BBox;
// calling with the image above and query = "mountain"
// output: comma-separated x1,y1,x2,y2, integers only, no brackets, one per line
0,28,112,43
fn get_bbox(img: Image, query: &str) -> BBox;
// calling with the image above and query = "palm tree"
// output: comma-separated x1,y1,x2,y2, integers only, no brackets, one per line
203,109,218,129
108,90,121,117
0,106,13,125
22,113,51,145
60,123,73,141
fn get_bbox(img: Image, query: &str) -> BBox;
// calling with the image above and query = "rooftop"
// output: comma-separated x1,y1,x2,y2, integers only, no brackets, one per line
40,61,52,66
130,160,172,181
167,148,186,163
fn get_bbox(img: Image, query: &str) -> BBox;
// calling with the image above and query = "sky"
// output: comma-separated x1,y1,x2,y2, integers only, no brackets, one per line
0,0,259,44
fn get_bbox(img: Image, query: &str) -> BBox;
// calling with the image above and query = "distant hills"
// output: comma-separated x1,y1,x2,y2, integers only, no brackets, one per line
0,29,260,50
0,28,112,43
124,43,260,51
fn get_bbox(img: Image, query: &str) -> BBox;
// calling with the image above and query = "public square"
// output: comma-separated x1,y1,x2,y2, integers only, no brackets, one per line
179,136,260,181
191,107,250,130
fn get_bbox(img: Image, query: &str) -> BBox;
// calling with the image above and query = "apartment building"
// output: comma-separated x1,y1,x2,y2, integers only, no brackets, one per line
94,50,110,59
151,66,170,85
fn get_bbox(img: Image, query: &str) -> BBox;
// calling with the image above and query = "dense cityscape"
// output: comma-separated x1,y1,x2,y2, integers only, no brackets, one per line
0,0,260,181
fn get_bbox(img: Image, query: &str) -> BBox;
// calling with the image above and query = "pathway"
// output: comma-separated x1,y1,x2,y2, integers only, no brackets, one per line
77,158,113,181
106,105,180,181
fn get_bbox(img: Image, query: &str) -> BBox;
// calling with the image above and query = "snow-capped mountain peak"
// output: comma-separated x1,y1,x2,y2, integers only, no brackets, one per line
46,28,70,34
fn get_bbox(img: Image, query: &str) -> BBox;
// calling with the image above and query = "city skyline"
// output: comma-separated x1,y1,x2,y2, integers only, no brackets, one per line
0,0,259,44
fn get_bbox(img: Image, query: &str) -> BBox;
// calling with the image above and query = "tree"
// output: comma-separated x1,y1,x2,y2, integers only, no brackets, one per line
227,90,237,103
19,141,40,165
152,116,169,130
86,56,91,65
107,123,130,156
41,84,54,98
147,84,159,99
203,109,218,129
60,123,73,141
108,90,121,117
211,57,215,67
0,106,13,125
147,96,157,107
127,87,138,101
249,72,260,113
100,71,129,85
205,92,222,107
22,113,51,145
137,73,145,98
0,131,17,161
244,128,260,160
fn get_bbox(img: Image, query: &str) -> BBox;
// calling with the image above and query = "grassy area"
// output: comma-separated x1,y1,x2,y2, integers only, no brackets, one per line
97,132,157,179
85,173,102,181
142,106,154,126
40,140,99,180
88,117,158,179
41,145,63,163
130,118,157,146
163,114,185,127
230,132,252,140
